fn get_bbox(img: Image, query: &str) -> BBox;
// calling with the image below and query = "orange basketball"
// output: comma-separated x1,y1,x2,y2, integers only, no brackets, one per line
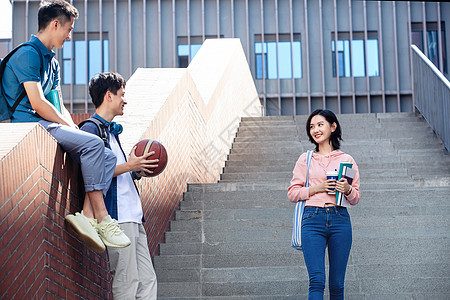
134,139,168,177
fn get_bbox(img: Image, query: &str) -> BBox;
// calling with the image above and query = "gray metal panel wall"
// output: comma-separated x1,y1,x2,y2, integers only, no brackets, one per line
10,0,450,115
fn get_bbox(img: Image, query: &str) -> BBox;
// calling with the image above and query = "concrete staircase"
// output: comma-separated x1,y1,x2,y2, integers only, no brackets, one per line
155,112,450,299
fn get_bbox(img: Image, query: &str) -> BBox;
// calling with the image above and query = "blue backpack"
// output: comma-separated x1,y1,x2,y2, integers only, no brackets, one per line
0,42,44,122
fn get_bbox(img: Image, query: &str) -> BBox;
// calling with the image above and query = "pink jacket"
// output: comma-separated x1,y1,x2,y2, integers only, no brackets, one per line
287,150,360,207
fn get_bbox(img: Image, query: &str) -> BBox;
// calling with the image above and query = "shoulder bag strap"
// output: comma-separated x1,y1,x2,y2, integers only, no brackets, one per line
305,150,313,188
1,43,28,113
4,43,45,114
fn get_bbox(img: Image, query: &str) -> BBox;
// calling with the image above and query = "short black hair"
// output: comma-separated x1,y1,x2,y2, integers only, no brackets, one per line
38,1,79,31
89,72,126,108
306,109,343,152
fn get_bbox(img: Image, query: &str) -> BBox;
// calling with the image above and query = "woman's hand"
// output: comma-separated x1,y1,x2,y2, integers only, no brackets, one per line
335,178,351,195
309,179,337,196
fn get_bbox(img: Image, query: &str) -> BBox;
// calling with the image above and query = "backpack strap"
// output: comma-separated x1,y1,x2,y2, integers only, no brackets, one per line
0,42,46,115
79,117,109,147
305,150,313,188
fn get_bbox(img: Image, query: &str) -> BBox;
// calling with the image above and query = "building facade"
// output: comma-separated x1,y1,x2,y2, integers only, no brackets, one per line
10,0,450,115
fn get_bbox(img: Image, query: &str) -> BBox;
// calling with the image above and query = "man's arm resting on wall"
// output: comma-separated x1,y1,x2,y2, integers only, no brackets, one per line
23,81,76,128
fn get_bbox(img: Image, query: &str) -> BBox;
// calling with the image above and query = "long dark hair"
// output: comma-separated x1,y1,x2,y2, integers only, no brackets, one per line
306,109,342,152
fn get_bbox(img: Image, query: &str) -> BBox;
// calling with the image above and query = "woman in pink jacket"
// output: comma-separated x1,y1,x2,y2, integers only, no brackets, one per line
288,109,361,299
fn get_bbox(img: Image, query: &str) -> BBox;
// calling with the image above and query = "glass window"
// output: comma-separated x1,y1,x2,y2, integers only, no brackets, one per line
412,22,447,73
177,44,201,68
74,40,86,85
292,41,302,79
62,38,109,85
177,35,222,68
255,42,268,79
254,35,302,80
366,39,379,76
332,40,350,77
352,40,365,77
332,33,379,77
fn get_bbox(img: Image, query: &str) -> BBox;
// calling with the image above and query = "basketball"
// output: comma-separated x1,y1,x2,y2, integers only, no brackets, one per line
133,139,168,177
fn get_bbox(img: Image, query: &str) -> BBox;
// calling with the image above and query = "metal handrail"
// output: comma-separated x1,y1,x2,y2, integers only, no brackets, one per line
411,45,450,152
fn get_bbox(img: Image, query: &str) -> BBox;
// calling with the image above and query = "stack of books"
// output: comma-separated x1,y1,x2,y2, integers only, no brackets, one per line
336,162,356,206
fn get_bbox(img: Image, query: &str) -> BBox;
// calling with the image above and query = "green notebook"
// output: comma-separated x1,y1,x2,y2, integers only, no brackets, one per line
335,162,353,205
45,89,62,113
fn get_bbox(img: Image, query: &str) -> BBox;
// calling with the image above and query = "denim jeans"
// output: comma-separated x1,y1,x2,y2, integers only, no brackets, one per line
301,206,352,300
39,120,117,195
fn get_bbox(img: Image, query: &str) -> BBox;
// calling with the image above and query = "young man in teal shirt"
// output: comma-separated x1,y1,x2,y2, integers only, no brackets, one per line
1,1,129,252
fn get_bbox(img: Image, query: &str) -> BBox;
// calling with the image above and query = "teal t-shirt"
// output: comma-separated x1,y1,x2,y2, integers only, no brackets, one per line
2,35,60,122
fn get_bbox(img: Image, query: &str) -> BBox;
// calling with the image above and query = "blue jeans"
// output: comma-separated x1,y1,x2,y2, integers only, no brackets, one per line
301,206,352,300
39,120,116,195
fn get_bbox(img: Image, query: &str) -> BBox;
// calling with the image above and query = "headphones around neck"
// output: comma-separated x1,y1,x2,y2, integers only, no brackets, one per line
93,114,123,135
109,122,123,135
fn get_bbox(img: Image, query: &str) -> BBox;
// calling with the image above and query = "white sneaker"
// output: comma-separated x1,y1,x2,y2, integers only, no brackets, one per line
65,211,106,253
97,215,131,248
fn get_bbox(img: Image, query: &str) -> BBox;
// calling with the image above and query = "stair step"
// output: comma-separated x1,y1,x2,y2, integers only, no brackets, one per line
236,129,297,138
156,253,303,269
181,187,449,202
225,159,410,169
178,188,449,212
229,145,398,155
164,223,448,244
223,167,408,177
187,182,291,192
242,116,294,121
219,173,415,185
168,215,448,235
157,282,200,298
227,152,436,161
174,201,448,224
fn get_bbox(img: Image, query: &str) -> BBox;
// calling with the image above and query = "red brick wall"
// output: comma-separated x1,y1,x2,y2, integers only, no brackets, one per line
71,113,92,125
0,123,112,299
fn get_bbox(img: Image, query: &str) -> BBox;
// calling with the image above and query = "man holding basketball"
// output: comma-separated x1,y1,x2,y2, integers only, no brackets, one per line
80,72,158,299
1,1,130,253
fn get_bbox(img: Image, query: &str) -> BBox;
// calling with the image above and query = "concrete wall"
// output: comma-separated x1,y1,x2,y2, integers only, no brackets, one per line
0,38,261,298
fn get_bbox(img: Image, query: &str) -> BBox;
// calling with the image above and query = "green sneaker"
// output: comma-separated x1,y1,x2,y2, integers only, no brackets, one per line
65,211,106,253
97,215,131,248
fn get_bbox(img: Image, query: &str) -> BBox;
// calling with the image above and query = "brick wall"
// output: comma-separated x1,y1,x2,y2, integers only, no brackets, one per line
0,123,112,299
0,38,261,298
71,113,92,125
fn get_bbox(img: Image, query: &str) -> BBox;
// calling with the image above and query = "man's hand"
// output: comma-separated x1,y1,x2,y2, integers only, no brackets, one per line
113,146,159,177
128,147,159,173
